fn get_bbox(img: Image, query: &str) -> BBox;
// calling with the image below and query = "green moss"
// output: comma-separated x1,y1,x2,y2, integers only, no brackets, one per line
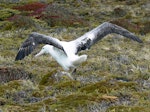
58,94,90,106
0,21,14,31
0,8,20,20
80,80,139,95
39,69,57,85
80,80,116,94
55,80,81,90
107,105,150,112
0,37,23,58
0,97,6,105
49,93,118,111
117,82,138,90
134,91,150,103
0,83,18,96
42,98,56,105
21,103,45,112
50,94,95,111
1,105,25,112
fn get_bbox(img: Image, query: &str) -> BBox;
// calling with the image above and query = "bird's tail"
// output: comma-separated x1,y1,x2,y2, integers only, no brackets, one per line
72,55,87,66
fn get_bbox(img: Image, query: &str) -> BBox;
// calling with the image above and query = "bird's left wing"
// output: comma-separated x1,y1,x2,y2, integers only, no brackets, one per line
15,32,64,60
73,22,143,54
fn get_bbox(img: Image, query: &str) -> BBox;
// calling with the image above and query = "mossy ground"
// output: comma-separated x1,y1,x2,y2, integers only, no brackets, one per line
0,0,150,112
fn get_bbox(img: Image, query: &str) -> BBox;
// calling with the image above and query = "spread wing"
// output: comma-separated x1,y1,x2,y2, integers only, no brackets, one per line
73,22,142,54
15,32,64,60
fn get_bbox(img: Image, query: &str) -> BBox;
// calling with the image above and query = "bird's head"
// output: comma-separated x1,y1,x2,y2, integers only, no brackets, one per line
35,45,52,57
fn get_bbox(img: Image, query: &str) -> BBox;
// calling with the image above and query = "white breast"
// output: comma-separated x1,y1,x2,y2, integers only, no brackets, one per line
49,47,74,71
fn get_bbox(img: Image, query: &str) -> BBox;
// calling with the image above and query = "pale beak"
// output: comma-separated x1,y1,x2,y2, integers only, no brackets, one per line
35,50,44,57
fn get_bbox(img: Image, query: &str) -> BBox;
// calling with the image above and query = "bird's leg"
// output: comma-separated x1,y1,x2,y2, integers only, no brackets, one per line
59,68,77,80
71,68,77,75
54,71,74,80
61,71,74,80
67,68,77,80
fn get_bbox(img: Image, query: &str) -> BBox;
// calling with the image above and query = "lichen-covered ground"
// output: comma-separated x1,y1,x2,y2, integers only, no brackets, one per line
0,0,150,112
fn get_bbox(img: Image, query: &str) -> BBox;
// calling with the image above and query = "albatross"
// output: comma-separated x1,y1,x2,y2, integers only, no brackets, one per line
15,22,142,79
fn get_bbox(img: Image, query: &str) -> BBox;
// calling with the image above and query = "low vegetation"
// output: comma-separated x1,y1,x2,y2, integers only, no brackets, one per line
0,0,149,111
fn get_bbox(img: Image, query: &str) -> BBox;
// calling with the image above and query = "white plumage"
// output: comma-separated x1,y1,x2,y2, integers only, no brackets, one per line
35,44,87,72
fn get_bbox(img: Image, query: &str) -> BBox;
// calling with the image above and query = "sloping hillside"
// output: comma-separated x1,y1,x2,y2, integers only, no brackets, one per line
0,0,150,111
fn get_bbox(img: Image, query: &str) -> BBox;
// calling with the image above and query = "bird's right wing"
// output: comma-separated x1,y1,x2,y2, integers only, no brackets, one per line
15,32,64,60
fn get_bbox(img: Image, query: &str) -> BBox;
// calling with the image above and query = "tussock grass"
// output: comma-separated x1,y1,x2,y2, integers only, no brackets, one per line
0,0,150,111
0,30,149,111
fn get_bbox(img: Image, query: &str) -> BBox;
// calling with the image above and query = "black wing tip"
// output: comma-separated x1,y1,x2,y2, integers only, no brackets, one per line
15,57,22,61
15,50,24,61
15,46,34,61
15,54,26,61
15,56,23,61
107,21,143,43
137,38,143,43
133,36,143,43
138,39,143,43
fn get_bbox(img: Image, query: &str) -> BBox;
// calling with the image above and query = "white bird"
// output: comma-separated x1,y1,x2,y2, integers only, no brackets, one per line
15,22,142,79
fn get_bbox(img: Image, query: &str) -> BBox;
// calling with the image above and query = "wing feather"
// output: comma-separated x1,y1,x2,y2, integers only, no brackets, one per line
15,32,63,60
74,22,142,53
